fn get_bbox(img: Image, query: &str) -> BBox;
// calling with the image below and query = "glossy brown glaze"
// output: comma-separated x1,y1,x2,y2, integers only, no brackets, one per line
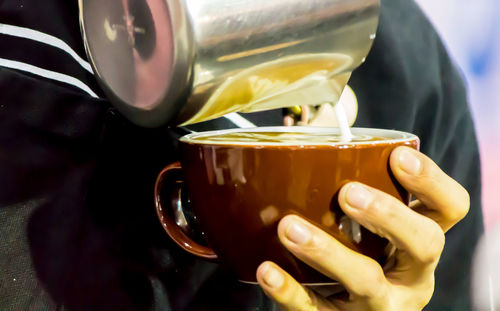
171,135,419,283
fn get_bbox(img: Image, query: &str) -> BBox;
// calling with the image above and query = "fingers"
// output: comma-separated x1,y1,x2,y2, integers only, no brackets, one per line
339,183,445,267
390,146,470,231
256,261,337,311
276,215,390,299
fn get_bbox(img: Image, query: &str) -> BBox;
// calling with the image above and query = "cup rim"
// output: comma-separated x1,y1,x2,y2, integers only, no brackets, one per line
179,126,419,147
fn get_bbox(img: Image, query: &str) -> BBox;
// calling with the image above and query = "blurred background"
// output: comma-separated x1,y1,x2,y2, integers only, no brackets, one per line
415,0,500,231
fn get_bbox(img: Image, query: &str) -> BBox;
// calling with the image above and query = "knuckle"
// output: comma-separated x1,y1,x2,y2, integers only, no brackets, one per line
367,191,391,215
302,228,334,258
354,265,388,299
417,222,445,265
444,184,470,225
309,233,327,253
273,280,305,306
412,157,442,189
407,276,435,309
368,193,400,223
411,169,437,194
455,187,470,221
276,283,319,311
419,278,436,307
365,196,382,215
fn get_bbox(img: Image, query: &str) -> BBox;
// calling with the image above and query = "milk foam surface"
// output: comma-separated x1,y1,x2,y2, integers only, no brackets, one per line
187,131,382,145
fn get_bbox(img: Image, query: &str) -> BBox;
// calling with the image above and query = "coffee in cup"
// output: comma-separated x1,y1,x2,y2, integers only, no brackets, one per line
155,127,419,284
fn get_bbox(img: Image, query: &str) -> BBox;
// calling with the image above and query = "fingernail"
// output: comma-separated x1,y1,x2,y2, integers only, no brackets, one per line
399,149,422,175
285,220,311,245
261,263,284,288
346,183,372,210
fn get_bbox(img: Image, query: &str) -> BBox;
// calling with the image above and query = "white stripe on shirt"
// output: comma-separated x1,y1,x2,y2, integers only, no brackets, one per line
0,58,98,98
0,23,93,74
0,57,257,128
0,56,258,127
0,22,257,127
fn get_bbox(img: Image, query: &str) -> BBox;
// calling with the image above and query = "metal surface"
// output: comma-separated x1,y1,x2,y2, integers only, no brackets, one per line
80,0,379,127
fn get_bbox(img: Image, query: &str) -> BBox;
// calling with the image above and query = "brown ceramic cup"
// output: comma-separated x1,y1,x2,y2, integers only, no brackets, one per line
155,127,419,284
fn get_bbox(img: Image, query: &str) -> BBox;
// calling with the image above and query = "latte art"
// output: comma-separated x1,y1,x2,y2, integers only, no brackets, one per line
187,131,386,145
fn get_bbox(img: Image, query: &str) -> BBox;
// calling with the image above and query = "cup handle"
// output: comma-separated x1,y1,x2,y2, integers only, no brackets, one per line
154,161,218,260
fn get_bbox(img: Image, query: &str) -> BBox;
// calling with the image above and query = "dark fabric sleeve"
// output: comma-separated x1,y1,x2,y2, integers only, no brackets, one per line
0,67,185,310
0,66,272,311
349,0,483,309
0,67,106,309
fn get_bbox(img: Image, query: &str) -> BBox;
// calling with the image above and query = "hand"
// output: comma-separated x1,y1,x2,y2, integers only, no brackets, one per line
256,146,470,310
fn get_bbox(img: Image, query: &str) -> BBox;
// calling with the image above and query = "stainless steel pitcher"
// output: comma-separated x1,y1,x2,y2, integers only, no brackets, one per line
79,0,380,127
